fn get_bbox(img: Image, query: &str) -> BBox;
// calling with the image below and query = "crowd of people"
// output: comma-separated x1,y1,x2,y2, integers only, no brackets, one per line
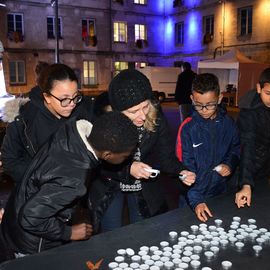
0,62,269,259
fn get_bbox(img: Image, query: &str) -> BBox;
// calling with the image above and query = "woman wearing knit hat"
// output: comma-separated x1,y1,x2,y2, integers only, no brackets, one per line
90,69,196,232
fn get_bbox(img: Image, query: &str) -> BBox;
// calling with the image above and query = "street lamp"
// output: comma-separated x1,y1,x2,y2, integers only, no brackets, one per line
51,0,59,63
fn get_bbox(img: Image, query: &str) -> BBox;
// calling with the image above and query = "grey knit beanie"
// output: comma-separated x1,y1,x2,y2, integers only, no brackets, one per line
109,69,152,111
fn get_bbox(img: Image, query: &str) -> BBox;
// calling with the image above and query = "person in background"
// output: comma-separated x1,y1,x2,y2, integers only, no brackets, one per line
1,63,95,185
28,61,50,99
90,69,196,232
235,68,270,208
176,73,240,222
1,112,138,256
174,62,196,123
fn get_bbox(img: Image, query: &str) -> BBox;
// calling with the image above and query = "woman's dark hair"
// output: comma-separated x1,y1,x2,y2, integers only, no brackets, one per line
259,68,270,88
39,63,78,94
89,111,138,153
192,73,220,95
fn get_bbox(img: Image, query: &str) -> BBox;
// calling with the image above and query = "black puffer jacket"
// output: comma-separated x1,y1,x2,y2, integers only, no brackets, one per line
1,118,99,254
237,90,270,187
1,92,95,184
90,109,186,229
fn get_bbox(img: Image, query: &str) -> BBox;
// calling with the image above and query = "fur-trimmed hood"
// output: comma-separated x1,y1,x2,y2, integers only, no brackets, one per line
1,97,30,123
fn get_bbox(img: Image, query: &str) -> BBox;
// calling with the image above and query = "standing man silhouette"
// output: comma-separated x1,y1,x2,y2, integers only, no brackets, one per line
175,62,196,123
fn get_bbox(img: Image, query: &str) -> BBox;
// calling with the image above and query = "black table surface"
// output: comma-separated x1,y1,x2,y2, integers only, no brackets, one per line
1,182,270,270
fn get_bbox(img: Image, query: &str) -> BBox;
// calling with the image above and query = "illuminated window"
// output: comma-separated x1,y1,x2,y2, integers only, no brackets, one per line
175,21,184,45
114,22,127,42
9,60,25,84
238,6,252,36
47,16,62,39
135,24,147,41
134,0,147,4
7,13,24,42
83,61,97,86
114,62,128,76
135,62,147,68
82,19,97,46
203,15,214,35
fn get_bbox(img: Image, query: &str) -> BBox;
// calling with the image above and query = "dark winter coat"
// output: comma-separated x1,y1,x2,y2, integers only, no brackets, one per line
237,90,270,187
1,92,95,184
1,118,99,254
90,109,186,228
174,69,196,105
176,106,240,210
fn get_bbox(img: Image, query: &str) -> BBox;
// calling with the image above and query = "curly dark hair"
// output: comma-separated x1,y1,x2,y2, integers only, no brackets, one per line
192,73,220,95
39,63,78,94
89,111,138,153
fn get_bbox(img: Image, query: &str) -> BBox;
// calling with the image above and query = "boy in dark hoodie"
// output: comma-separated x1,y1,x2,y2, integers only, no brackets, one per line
235,68,270,208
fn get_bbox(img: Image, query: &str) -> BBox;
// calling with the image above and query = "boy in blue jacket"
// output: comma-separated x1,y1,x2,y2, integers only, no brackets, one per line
176,73,240,222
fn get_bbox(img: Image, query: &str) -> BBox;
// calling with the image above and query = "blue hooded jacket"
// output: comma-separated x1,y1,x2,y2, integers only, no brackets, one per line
176,106,240,210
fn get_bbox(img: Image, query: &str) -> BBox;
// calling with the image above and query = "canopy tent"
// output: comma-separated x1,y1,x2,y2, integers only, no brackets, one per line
197,48,269,106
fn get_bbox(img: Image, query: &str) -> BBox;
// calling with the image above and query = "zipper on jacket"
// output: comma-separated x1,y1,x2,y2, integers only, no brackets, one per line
38,237,43,253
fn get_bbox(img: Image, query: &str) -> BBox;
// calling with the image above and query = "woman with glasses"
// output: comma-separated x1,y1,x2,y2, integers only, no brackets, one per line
1,63,94,185
176,73,240,222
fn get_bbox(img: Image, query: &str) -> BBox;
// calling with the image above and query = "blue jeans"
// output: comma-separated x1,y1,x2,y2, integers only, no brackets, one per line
101,191,144,232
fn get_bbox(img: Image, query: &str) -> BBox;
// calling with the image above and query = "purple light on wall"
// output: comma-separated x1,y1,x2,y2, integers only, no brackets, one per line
184,11,202,53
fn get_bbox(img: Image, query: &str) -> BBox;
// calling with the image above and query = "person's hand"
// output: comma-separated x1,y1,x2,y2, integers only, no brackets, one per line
235,185,252,208
195,203,213,222
71,223,93,241
130,161,152,180
215,164,231,177
180,170,196,186
0,208,4,224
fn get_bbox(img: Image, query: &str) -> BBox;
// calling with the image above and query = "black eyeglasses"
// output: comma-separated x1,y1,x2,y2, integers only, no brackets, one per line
192,102,218,111
48,93,83,107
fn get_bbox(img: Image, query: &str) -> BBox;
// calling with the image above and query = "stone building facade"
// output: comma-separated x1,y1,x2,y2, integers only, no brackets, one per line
0,0,269,95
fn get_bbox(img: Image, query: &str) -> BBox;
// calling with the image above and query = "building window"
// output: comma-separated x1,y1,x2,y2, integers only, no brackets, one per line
113,22,127,42
175,22,184,45
83,61,97,86
7,13,24,42
9,61,26,84
134,0,147,4
47,16,62,39
114,62,128,76
135,24,147,41
238,6,252,36
135,62,147,68
203,15,214,44
82,19,97,46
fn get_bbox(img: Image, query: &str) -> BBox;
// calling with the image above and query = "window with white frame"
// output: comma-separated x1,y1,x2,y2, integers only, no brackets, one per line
47,16,62,39
114,62,128,76
83,61,97,86
113,22,127,42
175,21,184,45
134,0,147,4
135,24,147,41
7,13,24,42
9,60,26,84
238,6,252,36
